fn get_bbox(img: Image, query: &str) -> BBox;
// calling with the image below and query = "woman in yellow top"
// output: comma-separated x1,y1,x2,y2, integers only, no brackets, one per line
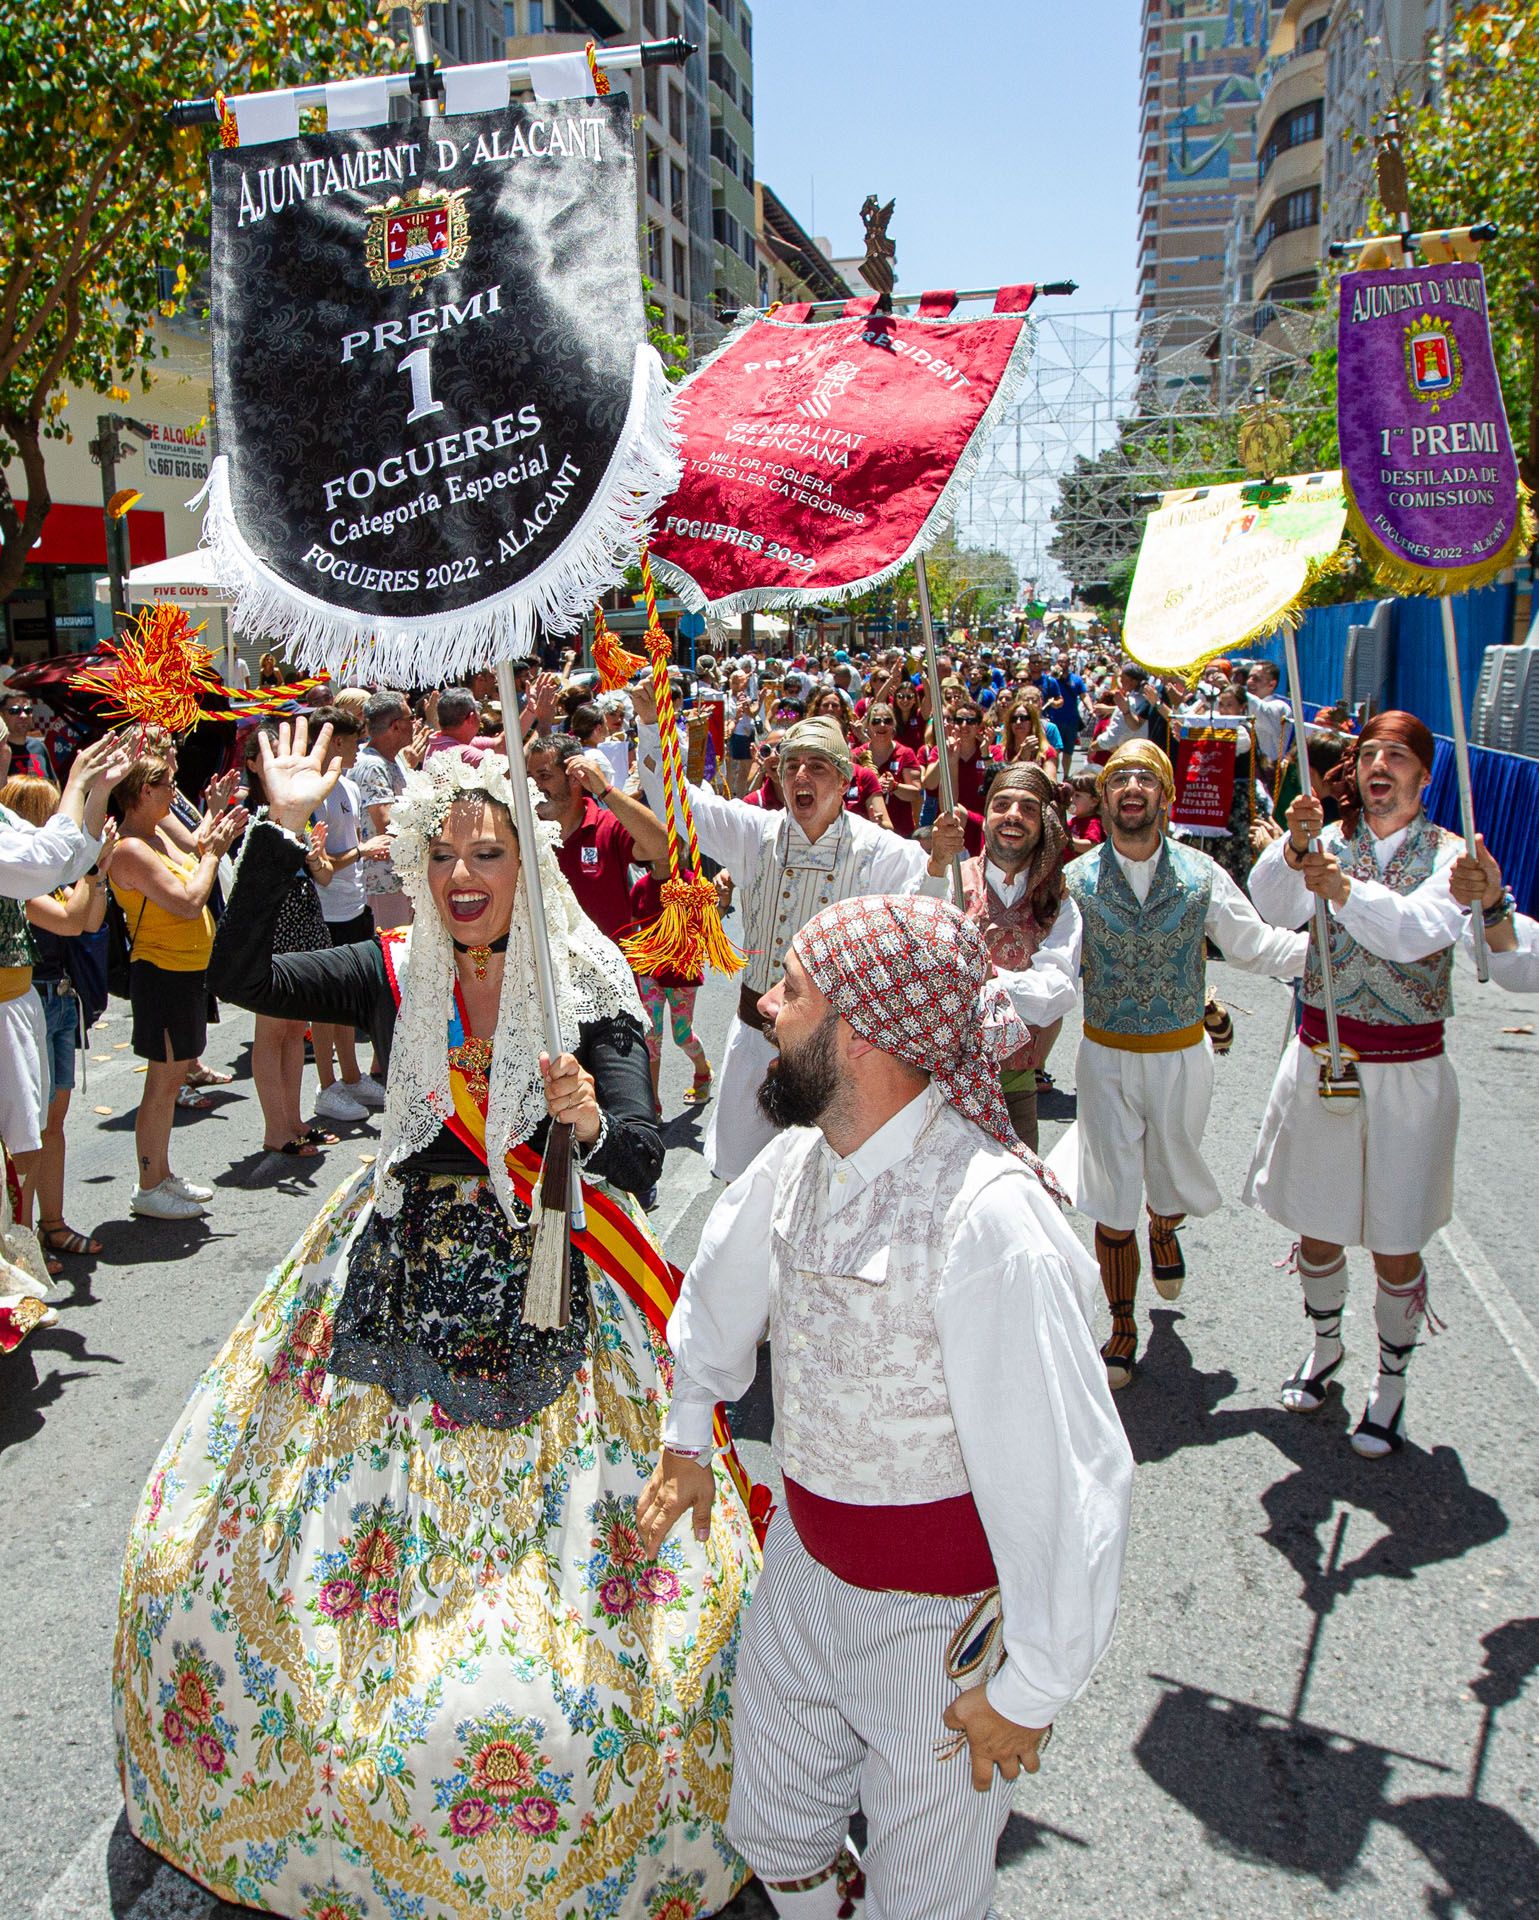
109,755,243,1221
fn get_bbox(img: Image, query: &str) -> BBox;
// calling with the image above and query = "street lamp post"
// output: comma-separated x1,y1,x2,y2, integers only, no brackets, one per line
90,413,153,626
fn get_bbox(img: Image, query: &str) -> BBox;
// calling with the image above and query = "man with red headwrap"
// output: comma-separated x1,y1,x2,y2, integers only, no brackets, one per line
1247,709,1468,1457
637,894,1132,1920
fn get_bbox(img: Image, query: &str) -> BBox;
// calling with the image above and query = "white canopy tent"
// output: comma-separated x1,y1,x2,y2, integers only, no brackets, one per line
93,550,241,683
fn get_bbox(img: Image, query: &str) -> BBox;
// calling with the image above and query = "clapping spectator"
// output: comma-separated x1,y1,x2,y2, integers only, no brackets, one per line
108,754,244,1220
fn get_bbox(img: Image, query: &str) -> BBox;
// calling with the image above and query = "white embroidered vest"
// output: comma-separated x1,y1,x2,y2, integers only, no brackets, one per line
766,1098,1015,1505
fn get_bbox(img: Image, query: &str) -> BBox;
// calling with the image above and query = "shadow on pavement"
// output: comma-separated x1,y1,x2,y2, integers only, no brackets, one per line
1122,1313,1528,1914
1135,1612,1539,1916
0,1324,121,1455
1120,1309,1509,1604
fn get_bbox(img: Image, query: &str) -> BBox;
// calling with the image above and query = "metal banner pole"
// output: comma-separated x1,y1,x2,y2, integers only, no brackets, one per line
1438,596,1490,981
913,554,964,908
1281,625,1358,1099
496,660,586,1235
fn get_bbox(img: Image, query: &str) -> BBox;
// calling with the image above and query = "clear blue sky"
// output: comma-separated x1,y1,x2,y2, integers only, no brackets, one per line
750,0,1138,314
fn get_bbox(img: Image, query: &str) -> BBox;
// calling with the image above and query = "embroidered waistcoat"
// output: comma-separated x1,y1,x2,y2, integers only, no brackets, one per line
1065,838,1212,1036
743,812,878,994
1302,813,1458,1025
962,854,1047,1070
766,1098,1017,1506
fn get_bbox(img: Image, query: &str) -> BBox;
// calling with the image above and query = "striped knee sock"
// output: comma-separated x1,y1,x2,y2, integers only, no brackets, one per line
1095,1226,1140,1368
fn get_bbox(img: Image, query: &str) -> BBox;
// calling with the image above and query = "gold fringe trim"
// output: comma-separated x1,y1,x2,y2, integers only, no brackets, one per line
1343,470,1534,599
620,872,745,979
1123,542,1352,681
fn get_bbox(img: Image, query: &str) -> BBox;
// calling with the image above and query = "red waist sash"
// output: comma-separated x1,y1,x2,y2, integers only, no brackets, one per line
784,1478,998,1596
1298,1002,1445,1063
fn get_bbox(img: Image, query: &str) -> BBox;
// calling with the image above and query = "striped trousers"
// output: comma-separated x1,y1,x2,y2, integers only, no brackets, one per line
729,1512,1017,1919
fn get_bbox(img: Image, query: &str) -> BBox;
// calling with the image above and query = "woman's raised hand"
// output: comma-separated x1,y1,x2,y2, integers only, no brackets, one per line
257,717,342,834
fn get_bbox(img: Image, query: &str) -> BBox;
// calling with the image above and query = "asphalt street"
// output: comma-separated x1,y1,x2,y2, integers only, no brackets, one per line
3,919,1537,1920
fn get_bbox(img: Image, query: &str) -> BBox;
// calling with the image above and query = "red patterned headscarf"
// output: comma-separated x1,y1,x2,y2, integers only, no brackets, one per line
792,894,1066,1200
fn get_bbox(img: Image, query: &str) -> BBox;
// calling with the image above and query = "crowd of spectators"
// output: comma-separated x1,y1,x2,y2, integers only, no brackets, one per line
0,623,1358,1265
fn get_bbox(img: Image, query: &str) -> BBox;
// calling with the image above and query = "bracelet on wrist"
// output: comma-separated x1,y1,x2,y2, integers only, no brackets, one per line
1483,887,1516,929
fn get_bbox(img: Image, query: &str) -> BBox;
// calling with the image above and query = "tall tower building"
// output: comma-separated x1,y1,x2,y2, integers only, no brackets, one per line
1137,0,1277,391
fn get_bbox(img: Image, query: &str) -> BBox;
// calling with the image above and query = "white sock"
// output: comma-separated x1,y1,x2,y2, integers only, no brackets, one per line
1296,1248,1348,1379
1363,1264,1438,1434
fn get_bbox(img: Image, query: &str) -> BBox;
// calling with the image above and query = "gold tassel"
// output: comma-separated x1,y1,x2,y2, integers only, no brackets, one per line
1343,471,1534,599
620,872,746,979
593,607,646,692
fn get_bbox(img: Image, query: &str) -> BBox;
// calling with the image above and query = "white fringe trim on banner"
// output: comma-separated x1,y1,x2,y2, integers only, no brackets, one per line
647,305,1037,619
197,341,679,684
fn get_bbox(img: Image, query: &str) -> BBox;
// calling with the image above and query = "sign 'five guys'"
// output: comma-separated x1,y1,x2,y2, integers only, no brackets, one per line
204,96,673,672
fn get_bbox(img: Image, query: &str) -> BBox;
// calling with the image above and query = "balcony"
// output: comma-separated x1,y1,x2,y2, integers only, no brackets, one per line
1254,220,1320,296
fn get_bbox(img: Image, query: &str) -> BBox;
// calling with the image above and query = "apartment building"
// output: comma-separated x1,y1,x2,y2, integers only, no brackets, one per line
1137,0,1278,389
1320,0,1435,249
1251,0,1329,317
705,0,757,319
755,186,852,309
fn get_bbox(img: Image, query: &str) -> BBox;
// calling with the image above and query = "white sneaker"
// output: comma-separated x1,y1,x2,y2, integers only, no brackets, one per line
315,1083,370,1123
131,1179,208,1220
346,1073,387,1110
166,1173,215,1203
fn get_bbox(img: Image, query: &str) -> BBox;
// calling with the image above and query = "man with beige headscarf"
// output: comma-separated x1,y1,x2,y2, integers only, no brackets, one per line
1056,740,1307,1391
631,684,966,1180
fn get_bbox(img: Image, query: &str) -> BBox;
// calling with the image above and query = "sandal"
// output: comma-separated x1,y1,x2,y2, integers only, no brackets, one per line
1034,1068,1056,1093
268,1136,322,1158
38,1221,103,1257
175,1086,214,1110
45,1254,64,1278
185,1064,235,1088
298,1127,338,1147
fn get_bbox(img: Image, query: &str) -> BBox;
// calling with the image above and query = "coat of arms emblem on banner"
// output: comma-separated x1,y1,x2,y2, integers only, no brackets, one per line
1403,316,1461,411
365,186,470,288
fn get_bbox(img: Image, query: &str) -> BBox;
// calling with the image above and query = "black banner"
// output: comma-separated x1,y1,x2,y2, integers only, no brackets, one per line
204,97,675,677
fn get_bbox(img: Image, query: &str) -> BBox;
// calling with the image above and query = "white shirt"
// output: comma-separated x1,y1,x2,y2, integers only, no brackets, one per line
665,1088,1134,1729
317,774,367,923
1245,691,1291,763
1478,911,1539,992
1065,842,1308,978
0,814,99,901
637,723,936,886
1249,819,1465,962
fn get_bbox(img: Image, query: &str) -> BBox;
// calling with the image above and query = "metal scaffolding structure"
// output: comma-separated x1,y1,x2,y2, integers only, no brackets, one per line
953,299,1334,596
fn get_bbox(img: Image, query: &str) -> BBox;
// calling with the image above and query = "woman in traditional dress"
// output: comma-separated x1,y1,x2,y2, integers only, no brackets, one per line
114,720,761,1920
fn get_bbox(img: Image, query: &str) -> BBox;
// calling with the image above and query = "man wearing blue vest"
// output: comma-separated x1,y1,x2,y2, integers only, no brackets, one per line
1061,740,1307,1390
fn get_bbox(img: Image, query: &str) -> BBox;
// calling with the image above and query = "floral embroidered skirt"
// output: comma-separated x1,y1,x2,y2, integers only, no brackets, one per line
114,1167,760,1920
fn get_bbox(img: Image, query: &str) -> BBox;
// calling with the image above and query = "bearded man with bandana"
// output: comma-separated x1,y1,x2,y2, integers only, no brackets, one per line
631,679,966,1183
1056,740,1307,1391
1246,710,1470,1458
637,894,1132,1920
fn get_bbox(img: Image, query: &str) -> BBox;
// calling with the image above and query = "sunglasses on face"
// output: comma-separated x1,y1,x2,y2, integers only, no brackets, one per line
5,705,32,719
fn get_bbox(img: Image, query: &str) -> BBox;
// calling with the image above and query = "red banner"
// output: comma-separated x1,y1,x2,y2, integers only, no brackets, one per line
1170,731,1236,831
649,292,1037,613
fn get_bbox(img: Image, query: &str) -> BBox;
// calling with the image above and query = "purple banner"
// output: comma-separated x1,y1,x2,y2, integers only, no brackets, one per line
1337,261,1521,591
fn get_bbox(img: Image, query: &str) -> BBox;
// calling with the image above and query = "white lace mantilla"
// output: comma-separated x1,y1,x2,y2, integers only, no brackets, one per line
376,749,642,1229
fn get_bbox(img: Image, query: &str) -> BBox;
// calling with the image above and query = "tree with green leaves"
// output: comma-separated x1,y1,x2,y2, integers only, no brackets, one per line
0,0,394,603
1393,0,1539,491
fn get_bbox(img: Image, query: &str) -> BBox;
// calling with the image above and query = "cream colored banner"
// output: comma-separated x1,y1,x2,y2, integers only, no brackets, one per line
1124,471,1347,676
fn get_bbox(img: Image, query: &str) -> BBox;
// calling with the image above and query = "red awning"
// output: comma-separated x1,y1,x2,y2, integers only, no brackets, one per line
12,501,168,568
